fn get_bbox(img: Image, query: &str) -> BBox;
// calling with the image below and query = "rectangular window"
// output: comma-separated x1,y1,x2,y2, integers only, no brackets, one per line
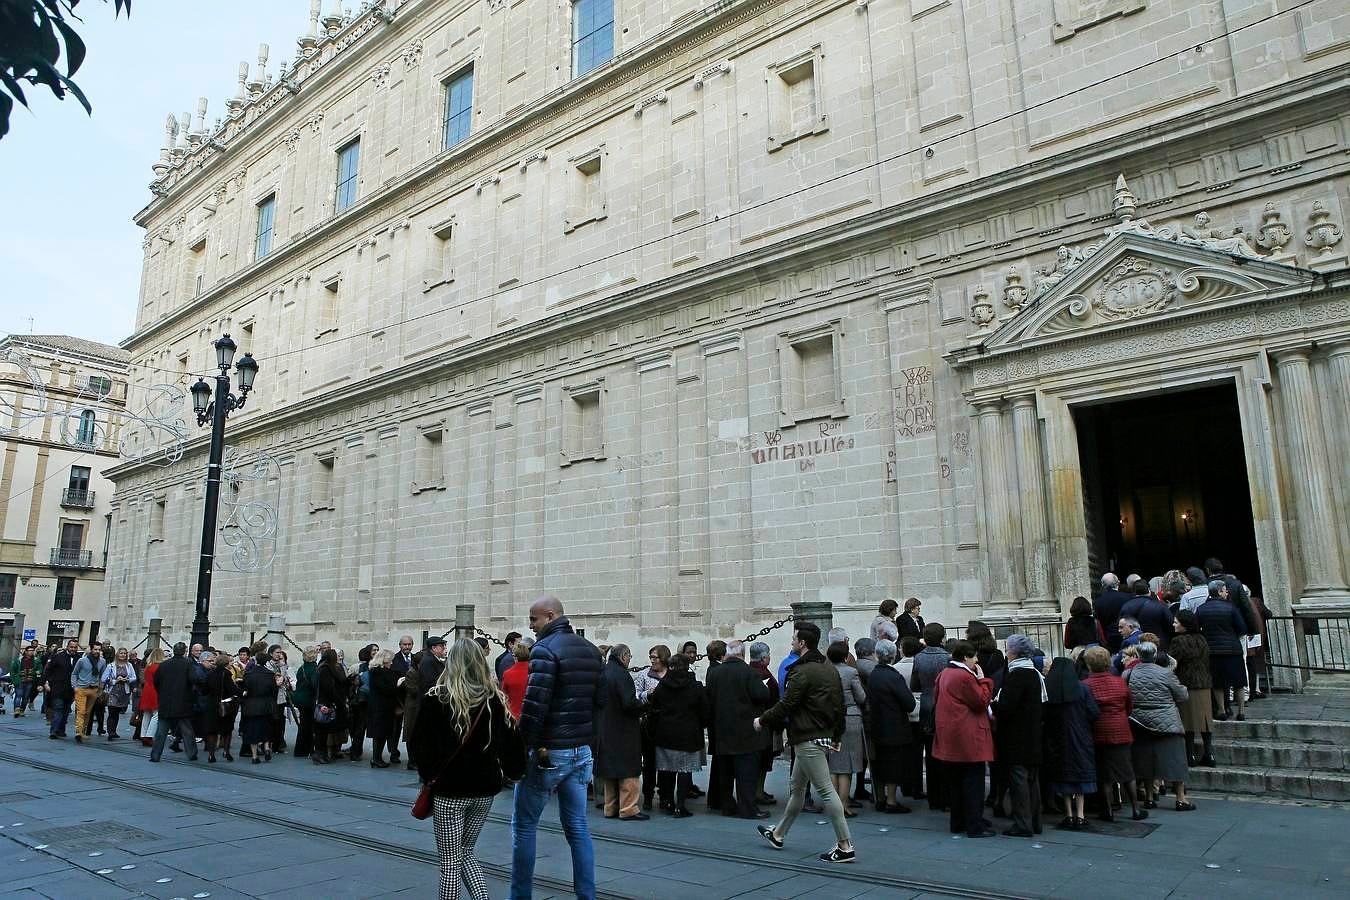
86,375,112,398
560,380,606,466
414,427,446,493
776,320,847,427
68,466,91,493
60,521,85,551
54,577,75,611
0,573,15,609
310,453,336,512
443,68,474,150
256,195,276,259
149,498,166,543
336,139,361,212
572,0,614,77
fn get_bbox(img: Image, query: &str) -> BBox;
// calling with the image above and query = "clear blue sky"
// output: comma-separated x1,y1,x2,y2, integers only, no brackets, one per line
0,1,311,347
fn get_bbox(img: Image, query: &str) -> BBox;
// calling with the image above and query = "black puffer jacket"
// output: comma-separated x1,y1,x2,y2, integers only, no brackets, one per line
518,617,605,749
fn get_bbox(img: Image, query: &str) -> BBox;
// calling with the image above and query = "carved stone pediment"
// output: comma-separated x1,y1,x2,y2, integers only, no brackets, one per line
973,231,1315,352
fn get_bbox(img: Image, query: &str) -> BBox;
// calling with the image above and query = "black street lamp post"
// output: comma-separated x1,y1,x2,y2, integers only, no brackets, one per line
189,334,258,649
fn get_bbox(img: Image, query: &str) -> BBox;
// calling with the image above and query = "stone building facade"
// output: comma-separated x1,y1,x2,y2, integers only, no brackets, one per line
1,336,130,650
104,0,1350,653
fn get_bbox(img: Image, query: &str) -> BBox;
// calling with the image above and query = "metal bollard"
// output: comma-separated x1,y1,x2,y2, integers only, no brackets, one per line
790,601,833,640
454,604,475,641
147,618,162,654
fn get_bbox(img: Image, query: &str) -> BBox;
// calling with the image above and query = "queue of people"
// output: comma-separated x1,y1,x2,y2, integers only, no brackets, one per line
8,566,1267,899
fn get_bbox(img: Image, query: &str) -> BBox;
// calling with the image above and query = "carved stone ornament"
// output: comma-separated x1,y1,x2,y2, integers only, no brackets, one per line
371,62,392,88
970,284,996,328
1071,256,1175,321
401,39,423,69
1002,266,1029,311
1030,175,1261,300
280,129,301,153
1255,202,1292,255
1305,200,1344,258
306,110,325,133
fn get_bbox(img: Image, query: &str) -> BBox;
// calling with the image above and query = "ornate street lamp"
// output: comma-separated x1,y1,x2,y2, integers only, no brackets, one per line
189,334,259,649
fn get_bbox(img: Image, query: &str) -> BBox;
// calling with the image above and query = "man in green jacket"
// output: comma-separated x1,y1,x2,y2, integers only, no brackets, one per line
753,621,854,864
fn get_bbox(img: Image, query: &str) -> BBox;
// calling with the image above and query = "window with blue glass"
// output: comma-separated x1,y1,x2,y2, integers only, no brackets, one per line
572,0,614,77
443,68,474,150
336,139,361,212
255,194,275,260
76,409,96,446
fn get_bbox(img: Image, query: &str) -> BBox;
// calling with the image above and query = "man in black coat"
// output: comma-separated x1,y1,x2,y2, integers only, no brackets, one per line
594,645,646,820
495,631,521,681
1094,573,1132,652
705,640,770,819
387,634,416,764
418,635,447,686
150,643,199,762
992,635,1044,837
42,638,80,738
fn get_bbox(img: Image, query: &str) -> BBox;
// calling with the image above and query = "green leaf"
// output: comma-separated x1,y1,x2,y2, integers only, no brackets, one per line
59,71,91,114
51,16,86,77
0,91,13,139
1,72,30,108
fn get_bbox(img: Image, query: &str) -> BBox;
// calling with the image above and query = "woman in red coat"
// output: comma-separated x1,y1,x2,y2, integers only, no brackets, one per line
933,640,996,838
1083,647,1146,822
136,648,164,746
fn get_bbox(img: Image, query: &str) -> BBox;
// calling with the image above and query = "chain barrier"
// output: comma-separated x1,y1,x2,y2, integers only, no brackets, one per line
433,624,510,649
127,635,147,652
626,614,795,673
280,632,309,656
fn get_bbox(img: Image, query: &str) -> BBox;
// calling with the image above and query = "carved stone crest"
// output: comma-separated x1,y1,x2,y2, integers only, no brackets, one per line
1001,266,1029,311
1076,256,1175,321
970,284,996,329
1255,202,1291,256
1305,200,1344,258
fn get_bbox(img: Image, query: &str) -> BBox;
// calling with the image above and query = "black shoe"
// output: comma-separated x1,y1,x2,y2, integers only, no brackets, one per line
757,825,783,850
619,812,650,821
743,810,771,820
107,734,120,741
371,759,390,768
224,751,234,762
74,734,83,743
207,752,216,763
803,802,823,814
1132,810,1149,821
670,807,693,819
1198,755,1216,767
253,757,261,765
49,733,61,740
687,786,705,798
820,846,856,862
884,804,912,814
756,795,777,806
1003,828,1034,837
170,742,182,753
846,798,863,809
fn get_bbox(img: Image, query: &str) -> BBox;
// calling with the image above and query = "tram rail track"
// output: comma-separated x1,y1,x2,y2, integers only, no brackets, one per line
0,726,1036,900
0,748,626,900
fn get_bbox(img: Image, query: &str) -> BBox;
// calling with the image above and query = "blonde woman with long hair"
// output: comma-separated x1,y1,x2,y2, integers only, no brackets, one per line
411,638,526,900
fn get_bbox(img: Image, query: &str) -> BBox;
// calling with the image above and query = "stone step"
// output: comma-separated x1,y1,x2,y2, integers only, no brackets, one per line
1210,738,1347,771
1211,717,1350,745
1187,764,1350,802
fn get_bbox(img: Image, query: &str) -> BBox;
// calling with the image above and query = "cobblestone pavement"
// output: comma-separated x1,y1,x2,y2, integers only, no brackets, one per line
0,709,1346,899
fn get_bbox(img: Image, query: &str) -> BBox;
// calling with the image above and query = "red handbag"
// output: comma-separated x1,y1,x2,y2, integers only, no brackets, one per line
412,704,487,820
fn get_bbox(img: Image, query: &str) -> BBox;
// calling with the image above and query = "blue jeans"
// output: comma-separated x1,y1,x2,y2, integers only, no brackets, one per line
14,682,34,712
48,695,70,735
510,746,595,900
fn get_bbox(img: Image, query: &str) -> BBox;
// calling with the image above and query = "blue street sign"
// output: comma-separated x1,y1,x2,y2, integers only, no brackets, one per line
23,628,36,641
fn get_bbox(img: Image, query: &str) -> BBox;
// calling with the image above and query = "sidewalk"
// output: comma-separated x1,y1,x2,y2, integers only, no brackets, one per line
1,711,1347,899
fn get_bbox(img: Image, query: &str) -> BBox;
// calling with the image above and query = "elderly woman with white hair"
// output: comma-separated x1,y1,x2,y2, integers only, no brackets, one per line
865,639,915,814
1125,641,1194,811
993,634,1046,837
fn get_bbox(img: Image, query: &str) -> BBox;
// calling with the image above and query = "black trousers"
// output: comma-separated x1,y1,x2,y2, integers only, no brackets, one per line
946,762,987,837
388,711,404,759
715,752,760,817
641,729,658,801
348,703,366,757
656,771,694,809
1007,765,1042,834
923,735,948,809
901,726,925,797
706,753,727,810
294,705,314,757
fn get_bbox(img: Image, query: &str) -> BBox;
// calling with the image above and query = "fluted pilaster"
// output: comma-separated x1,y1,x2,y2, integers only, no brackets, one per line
976,400,1018,607
1012,396,1050,604
1274,348,1349,596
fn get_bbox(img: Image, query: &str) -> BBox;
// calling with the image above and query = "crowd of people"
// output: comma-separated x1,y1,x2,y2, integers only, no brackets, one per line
4,557,1271,900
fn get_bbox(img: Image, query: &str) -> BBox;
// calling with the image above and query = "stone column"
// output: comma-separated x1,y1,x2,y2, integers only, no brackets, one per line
975,400,1018,607
1274,349,1350,600
1012,396,1051,606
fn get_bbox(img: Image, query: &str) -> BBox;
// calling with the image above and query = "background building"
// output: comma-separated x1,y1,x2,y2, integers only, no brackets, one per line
1,335,130,651
104,0,1350,653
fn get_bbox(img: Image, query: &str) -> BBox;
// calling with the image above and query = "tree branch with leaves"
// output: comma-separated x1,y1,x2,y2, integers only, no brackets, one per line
0,0,130,140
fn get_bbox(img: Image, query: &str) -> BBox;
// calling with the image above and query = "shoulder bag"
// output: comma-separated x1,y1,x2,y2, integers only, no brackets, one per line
411,703,488,820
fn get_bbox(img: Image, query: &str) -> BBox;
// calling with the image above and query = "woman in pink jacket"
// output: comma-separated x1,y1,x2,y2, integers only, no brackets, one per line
933,640,996,838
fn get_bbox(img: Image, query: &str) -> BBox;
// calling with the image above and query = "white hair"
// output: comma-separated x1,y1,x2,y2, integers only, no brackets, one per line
826,627,849,646
1148,576,1164,594
1102,573,1120,589
1125,573,1143,589
874,640,898,665
724,640,745,658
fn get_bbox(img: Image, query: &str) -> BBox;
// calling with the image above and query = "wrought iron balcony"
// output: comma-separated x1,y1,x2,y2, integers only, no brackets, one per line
60,488,96,509
49,548,93,569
